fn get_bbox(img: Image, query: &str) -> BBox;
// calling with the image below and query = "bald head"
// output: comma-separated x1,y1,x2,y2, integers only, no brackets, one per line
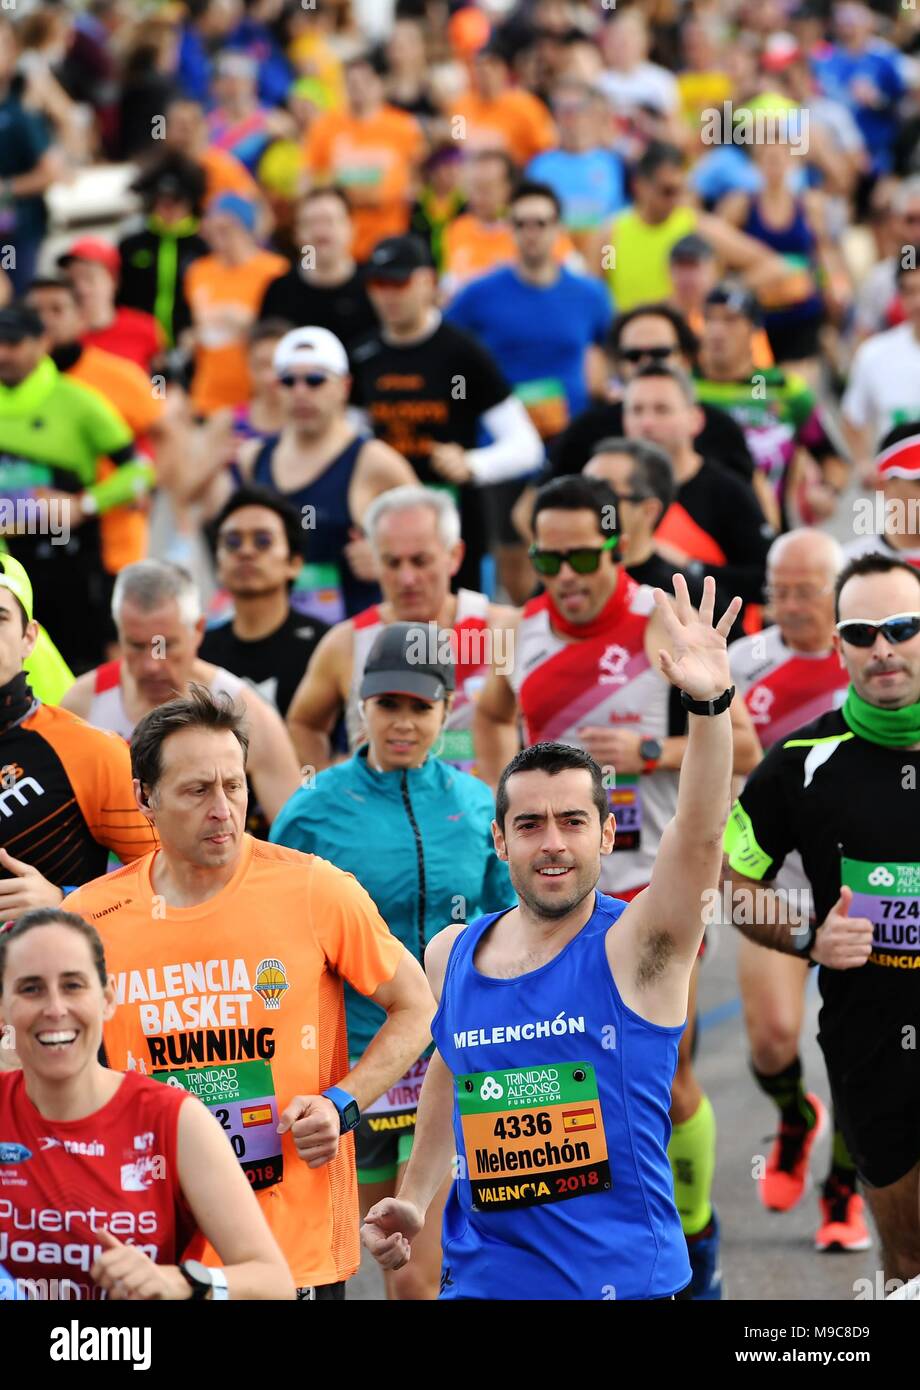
766,528,842,652
767,528,843,580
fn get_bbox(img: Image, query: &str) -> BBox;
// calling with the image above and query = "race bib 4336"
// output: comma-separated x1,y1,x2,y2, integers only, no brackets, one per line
456,1062,611,1211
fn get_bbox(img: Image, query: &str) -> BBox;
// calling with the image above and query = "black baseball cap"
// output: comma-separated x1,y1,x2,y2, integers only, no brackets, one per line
365,235,433,281
0,303,46,342
360,623,456,703
669,232,714,265
704,281,762,325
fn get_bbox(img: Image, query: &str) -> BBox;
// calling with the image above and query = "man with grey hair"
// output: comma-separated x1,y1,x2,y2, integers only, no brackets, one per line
728,527,867,1252
60,559,300,825
286,484,517,773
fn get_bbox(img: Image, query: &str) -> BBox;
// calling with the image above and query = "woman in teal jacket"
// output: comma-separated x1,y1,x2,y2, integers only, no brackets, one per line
270,622,515,1301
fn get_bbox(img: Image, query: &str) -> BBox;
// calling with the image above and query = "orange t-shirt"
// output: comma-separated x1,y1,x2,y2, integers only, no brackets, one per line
67,344,165,571
66,836,404,1288
303,105,425,262
199,146,262,204
443,213,575,291
185,250,289,414
448,89,557,166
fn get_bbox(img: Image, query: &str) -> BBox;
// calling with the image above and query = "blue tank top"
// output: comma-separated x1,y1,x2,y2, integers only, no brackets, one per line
744,196,823,326
432,892,690,1300
252,433,381,623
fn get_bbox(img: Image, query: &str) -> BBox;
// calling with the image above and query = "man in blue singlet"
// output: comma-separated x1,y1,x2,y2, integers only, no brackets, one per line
361,574,741,1299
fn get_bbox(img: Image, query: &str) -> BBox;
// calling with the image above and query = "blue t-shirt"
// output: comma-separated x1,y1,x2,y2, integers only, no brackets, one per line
526,148,627,230
811,43,905,173
446,266,612,428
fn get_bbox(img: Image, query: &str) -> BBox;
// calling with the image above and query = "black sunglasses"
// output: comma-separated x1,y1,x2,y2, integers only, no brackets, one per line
529,533,619,576
619,346,677,364
836,613,920,648
278,372,331,389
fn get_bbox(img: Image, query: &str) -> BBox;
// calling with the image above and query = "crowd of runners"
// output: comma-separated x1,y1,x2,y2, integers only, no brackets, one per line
0,0,919,1303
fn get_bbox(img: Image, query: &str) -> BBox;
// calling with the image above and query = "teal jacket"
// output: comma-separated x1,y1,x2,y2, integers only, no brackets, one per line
270,747,516,1058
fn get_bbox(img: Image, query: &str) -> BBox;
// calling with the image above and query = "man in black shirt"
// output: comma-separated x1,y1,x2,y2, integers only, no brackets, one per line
549,303,754,482
726,553,920,1289
259,187,378,355
350,234,542,590
199,485,328,718
118,154,210,348
622,364,773,606
583,436,706,605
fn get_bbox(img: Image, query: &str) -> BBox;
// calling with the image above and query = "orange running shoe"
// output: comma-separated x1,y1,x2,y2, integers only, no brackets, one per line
760,1092,827,1212
815,1183,872,1253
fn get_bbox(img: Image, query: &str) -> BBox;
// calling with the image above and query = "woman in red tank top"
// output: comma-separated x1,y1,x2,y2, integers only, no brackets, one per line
0,908,293,1302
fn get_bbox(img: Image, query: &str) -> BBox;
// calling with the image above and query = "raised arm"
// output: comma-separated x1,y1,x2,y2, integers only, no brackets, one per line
609,576,740,1020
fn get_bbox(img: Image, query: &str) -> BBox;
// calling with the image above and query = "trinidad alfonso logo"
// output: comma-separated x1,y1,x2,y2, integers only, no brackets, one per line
254,958,290,1010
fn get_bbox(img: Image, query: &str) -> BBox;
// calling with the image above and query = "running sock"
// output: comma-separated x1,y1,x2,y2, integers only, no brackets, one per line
751,1056,817,1130
668,1093,716,1237
825,1122,858,1193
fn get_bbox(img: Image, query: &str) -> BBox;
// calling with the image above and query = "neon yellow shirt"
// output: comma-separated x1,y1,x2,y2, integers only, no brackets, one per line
607,205,697,311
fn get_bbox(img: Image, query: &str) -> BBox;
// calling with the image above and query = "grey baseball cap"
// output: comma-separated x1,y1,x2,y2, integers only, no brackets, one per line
360,622,456,703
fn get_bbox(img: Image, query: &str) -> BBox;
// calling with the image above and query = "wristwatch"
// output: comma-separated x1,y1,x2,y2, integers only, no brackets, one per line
179,1260,229,1301
323,1085,361,1134
680,686,735,716
639,737,663,774
792,920,817,959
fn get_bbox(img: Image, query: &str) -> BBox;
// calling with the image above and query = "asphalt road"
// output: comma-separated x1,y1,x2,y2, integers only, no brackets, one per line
347,919,881,1302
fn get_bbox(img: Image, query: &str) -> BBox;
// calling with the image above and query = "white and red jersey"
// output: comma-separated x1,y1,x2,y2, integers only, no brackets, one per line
0,1069,193,1301
729,624,849,750
511,577,677,895
88,661,248,741
346,588,492,774
843,533,920,571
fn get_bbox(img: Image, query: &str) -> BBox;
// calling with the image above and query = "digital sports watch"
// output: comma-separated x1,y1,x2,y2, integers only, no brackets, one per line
323,1086,361,1133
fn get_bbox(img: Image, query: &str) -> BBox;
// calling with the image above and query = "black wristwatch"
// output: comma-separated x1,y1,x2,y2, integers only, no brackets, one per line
639,737,663,773
179,1260,229,1301
680,686,735,716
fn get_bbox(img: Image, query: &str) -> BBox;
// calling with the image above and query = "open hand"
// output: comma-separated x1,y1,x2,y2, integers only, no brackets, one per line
653,574,741,702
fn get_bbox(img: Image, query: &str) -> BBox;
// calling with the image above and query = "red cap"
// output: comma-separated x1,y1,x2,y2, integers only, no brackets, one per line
57,237,120,278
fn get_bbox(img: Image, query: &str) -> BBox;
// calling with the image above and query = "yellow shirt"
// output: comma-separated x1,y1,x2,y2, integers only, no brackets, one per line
607,206,697,311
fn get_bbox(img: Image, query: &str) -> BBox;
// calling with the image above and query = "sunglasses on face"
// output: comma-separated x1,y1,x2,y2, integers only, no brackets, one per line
278,372,331,389
366,275,412,290
218,530,276,552
619,345,677,364
529,532,619,576
836,613,920,647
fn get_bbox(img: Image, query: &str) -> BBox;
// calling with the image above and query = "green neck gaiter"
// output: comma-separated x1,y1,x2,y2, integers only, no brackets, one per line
842,685,920,748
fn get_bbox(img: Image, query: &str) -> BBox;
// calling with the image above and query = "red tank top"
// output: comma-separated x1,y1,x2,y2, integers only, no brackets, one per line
0,1069,193,1300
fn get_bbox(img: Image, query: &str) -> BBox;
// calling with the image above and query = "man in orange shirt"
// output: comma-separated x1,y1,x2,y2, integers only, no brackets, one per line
66,686,434,1297
26,277,189,572
304,52,425,263
184,195,288,416
447,42,557,168
442,149,575,298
